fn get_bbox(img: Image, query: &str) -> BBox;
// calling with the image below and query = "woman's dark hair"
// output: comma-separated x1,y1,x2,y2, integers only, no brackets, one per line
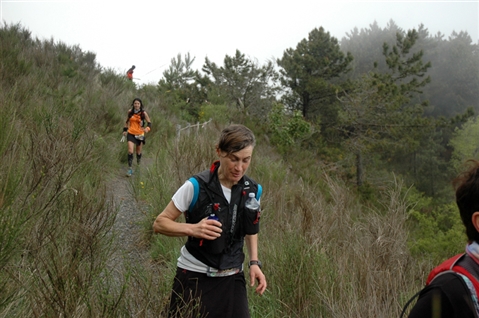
127,98,145,121
130,98,143,110
217,124,255,154
453,159,479,242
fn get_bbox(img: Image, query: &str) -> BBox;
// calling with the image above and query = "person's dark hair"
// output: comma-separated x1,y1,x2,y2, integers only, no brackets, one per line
127,98,144,121
130,98,143,111
217,124,255,154
453,159,479,243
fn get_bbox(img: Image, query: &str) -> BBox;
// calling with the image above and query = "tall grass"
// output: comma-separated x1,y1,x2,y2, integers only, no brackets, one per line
0,23,149,317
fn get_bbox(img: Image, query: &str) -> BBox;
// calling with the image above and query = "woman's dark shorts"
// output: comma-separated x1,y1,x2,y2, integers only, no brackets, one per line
127,133,145,145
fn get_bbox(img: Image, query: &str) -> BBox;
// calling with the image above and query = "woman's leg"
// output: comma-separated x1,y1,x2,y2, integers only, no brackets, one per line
127,141,135,176
136,143,143,165
127,141,135,165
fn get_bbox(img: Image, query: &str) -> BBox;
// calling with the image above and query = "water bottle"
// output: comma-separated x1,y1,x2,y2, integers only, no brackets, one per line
244,192,260,234
203,209,224,254
245,193,260,210
207,214,219,221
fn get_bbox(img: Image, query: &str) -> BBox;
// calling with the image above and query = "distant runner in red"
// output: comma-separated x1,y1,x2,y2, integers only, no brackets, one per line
127,65,135,80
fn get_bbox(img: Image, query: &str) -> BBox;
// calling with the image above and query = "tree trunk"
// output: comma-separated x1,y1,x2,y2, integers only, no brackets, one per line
302,92,310,118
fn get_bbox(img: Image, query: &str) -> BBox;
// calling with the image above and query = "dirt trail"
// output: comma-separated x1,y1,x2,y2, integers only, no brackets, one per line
106,164,152,279
103,158,170,316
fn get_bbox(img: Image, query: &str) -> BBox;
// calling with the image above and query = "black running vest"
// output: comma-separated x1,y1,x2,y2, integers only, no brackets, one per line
184,161,260,270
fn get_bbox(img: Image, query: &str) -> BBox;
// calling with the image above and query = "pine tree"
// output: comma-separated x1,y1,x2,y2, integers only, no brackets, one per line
277,27,353,119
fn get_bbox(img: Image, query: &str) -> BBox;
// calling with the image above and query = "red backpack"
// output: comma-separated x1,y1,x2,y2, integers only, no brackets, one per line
400,253,479,317
426,253,479,290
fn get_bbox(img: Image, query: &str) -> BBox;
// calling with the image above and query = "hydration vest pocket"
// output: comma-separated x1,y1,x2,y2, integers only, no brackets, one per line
243,207,260,235
200,203,226,254
202,234,225,254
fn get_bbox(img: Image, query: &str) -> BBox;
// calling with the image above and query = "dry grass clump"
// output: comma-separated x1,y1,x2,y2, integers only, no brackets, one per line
250,158,427,317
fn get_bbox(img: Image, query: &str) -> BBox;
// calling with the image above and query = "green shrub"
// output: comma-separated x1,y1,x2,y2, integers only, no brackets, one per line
406,187,466,262
268,103,312,153
198,103,235,124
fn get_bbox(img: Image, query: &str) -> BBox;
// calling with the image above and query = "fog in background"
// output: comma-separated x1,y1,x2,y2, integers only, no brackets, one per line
2,0,478,85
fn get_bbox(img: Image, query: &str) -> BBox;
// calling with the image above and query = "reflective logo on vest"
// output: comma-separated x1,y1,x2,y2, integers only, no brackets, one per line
231,204,238,234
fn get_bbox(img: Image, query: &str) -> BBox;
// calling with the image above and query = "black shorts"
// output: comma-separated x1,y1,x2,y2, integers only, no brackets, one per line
168,267,250,318
127,133,145,145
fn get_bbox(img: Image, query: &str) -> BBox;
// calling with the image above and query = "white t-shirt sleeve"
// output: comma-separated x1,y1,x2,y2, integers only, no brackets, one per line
172,180,194,213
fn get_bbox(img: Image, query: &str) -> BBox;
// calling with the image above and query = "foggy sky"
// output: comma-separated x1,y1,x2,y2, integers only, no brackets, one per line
2,0,478,85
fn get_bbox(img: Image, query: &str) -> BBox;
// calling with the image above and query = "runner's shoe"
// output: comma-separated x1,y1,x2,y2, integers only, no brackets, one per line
126,168,133,177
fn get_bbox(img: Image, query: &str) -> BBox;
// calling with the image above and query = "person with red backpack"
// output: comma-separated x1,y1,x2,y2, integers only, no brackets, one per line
126,65,135,80
122,98,151,176
406,159,479,317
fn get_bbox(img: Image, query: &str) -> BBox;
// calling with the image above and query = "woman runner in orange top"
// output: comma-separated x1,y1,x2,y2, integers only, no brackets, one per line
122,98,151,176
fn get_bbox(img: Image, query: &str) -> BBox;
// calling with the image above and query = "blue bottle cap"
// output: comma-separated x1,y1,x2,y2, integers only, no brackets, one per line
207,214,219,221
